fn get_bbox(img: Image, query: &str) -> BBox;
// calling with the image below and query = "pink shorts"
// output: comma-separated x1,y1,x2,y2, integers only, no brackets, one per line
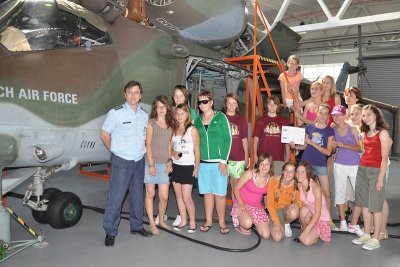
230,202,269,228
313,220,331,242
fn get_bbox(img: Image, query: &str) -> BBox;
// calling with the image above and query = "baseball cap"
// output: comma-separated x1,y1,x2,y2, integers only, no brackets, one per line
331,105,346,115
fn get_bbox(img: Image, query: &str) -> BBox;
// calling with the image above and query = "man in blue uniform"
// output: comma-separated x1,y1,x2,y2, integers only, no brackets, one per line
100,80,152,247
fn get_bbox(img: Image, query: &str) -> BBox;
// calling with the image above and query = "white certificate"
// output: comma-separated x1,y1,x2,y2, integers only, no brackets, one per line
281,126,305,145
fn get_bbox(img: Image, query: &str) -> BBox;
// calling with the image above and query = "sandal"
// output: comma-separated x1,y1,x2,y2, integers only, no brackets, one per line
235,227,251,235
159,222,172,231
188,226,197,234
200,224,213,232
149,225,160,236
220,226,230,235
173,224,188,231
379,230,389,240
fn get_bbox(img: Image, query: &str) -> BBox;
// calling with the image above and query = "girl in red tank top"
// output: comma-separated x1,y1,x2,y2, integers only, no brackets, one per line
352,104,392,251
321,75,341,126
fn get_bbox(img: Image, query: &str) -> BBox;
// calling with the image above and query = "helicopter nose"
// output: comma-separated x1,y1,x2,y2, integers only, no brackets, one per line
0,134,18,166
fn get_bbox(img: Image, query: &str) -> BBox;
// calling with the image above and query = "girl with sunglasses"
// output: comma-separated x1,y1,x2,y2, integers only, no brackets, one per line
193,90,232,234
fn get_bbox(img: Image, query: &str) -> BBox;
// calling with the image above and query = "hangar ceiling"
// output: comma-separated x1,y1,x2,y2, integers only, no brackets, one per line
249,0,400,53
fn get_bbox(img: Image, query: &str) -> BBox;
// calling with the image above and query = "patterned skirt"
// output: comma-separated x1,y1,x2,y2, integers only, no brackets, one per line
230,202,269,228
313,220,331,242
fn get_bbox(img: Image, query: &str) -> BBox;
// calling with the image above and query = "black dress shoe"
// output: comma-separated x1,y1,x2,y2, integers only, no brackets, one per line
131,228,152,237
105,235,115,246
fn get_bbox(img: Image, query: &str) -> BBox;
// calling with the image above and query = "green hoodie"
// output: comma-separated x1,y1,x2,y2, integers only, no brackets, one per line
194,111,232,164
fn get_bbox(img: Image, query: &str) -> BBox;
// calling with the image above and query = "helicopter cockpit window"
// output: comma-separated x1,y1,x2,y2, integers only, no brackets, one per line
0,0,111,52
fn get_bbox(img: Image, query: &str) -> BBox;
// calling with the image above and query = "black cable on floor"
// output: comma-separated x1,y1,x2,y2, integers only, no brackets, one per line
7,192,400,241
83,204,262,252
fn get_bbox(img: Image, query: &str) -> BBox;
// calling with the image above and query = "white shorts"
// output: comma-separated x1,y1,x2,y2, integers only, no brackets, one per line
285,96,303,109
334,163,358,205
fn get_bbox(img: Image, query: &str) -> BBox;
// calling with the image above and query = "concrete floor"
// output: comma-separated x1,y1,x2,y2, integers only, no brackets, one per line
2,160,400,267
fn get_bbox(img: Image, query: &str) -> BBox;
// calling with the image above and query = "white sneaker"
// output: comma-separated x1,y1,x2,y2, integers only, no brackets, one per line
339,220,348,231
352,234,371,245
172,215,182,227
362,238,380,251
330,220,339,231
155,213,168,225
284,223,292,237
348,224,364,237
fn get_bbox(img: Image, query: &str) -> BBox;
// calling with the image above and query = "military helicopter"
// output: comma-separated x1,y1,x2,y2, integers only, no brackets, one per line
0,0,301,229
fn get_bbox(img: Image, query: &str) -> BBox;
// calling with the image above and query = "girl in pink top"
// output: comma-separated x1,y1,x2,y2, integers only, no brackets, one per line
295,81,323,125
296,161,331,245
231,153,272,239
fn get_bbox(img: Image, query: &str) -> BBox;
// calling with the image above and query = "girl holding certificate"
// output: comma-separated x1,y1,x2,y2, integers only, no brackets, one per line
290,103,335,228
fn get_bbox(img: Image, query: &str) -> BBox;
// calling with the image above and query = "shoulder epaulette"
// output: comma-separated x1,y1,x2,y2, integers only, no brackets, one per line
113,105,123,110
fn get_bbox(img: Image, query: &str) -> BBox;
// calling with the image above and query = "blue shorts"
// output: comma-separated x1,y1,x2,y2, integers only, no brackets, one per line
198,162,228,196
144,163,170,184
312,165,328,176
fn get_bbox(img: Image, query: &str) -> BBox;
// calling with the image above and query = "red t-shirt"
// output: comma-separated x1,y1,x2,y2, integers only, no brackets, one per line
252,115,288,161
226,114,248,161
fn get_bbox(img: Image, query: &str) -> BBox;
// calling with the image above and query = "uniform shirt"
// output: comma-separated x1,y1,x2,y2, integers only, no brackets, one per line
102,102,148,161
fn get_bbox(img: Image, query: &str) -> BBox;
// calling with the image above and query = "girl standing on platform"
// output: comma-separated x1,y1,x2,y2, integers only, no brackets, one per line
170,104,200,233
222,93,248,201
296,161,331,245
279,55,303,110
144,95,174,235
231,153,272,238
352,104,392,251
267,162,302,241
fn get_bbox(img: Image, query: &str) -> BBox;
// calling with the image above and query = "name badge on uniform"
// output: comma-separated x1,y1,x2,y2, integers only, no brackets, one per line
123,121,131,124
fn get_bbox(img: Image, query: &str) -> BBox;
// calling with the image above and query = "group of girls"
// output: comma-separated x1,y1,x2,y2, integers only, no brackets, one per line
276,55,393,250
144,86,200,235
145,58,392,250
145,86,233,236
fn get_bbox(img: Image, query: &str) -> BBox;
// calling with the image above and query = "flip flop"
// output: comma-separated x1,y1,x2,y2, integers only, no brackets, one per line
200,224,213,232
235,227,250,235
220,226,230,235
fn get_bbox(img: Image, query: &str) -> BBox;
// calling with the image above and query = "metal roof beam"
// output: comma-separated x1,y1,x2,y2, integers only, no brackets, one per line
290,12,400,32
271,0,291,29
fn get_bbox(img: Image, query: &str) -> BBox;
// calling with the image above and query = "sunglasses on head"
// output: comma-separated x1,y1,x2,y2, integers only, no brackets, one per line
198,99,210,105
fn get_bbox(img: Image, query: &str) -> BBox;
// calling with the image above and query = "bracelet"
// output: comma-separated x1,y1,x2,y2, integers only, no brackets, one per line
149,164,155,168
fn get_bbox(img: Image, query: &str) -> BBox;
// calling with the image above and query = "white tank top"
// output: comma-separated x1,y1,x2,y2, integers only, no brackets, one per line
172,126,195,166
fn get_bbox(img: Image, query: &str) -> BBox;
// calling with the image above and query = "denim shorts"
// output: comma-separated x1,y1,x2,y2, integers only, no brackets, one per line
312,165,328,176
144,163,170,184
